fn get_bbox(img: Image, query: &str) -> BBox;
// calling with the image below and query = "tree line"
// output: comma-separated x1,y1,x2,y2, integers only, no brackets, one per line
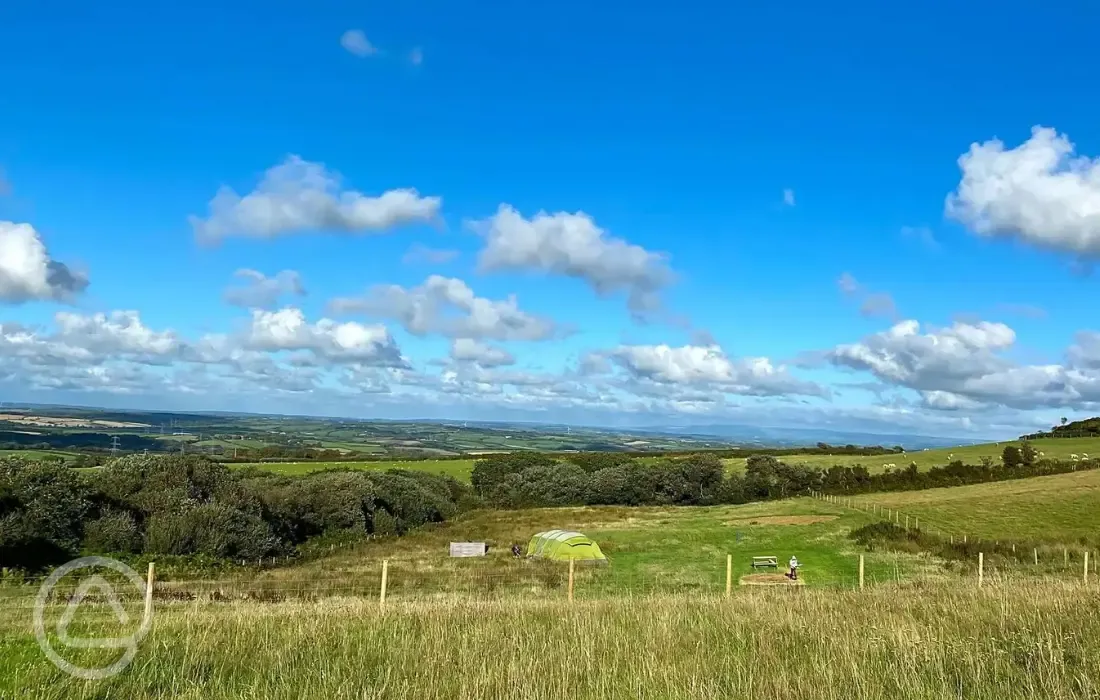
0,455,477,572
1020,416,1100,440
471,449,1100,508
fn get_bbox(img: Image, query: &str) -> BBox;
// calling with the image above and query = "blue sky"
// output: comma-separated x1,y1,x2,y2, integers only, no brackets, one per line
2,0,1100,439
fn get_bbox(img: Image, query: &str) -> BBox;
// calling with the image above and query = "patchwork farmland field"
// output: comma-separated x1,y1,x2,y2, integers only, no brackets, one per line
722,436,1100,474
231,458,477,480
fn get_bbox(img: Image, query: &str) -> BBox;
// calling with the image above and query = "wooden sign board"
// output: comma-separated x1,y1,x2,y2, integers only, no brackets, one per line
449,542,487,557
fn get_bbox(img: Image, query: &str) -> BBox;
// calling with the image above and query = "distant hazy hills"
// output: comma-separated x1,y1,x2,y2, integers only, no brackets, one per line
628,423,982,450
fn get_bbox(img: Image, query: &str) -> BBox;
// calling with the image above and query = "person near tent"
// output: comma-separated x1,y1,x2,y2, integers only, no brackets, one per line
511,543,522,558
788,555,799,580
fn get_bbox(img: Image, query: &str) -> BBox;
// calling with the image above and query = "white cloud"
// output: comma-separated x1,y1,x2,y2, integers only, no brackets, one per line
837,272,860,295
829,318,1100,410
245,307,405,365
0,221,89,303
859,293,897,319
402,243,458,265
53,311,183,361
901,225,939,250
223,269,306,308
341,30,377,57
473,204,674,314
783,188,795,206
605,343,827,398
837,272,897,319
190,156,441,242
946,126,1100,256
449,338,515,367
329,275,557,341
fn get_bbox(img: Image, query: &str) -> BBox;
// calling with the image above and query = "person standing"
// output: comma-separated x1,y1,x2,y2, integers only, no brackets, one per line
788,555,799,580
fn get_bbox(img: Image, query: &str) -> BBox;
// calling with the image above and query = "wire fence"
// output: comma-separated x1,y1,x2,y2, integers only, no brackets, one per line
3,551,1098,622
3,493,1098,617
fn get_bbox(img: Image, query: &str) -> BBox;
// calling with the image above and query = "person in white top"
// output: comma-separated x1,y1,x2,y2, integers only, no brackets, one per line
788,556,799,580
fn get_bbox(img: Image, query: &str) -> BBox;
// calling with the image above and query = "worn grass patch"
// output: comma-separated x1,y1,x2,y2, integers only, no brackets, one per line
726,515,838,526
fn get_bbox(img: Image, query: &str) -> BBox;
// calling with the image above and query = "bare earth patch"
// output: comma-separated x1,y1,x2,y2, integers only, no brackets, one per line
740,573,805,586
725,515,838,527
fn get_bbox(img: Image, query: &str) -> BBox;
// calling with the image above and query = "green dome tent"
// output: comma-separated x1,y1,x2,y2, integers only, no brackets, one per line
526,530,607,563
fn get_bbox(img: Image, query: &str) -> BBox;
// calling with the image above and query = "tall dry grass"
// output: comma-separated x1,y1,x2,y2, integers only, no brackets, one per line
4,580,1099,699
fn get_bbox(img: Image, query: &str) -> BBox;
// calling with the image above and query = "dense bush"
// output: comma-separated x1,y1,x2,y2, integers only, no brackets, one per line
471,450,1100,509
0,459,89,570
0,454,476,572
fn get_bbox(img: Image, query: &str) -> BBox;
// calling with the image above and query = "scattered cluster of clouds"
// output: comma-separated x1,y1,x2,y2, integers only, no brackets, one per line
836,272,898,320
223,269,306,308
828,318,1100,412
329,275,559,341
9,124,1100,436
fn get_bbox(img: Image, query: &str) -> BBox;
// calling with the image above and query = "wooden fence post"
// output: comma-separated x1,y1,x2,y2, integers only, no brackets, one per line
859,555,864,590
915,517,919,531
978,552,984,588
568,558,575,603
905,515,909,530
1085,552,1090,584
379,560,389,607
1034,548,1039,566
726,554,732,598
1065,548,1069,568
144,562,155,622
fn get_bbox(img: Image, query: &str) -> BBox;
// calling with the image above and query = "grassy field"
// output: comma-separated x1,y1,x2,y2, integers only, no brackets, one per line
4,582,1100,698
160,498,937,601
851,468,1100,543
0,449,82,461
7,471,1100,697
231,458,476,480
722,436,1100,474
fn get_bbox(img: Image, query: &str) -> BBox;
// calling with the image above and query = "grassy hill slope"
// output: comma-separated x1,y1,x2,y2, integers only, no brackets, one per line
852,468,1100,543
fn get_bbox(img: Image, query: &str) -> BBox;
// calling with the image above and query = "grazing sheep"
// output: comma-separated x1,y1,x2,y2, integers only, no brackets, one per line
1071,454,1079,460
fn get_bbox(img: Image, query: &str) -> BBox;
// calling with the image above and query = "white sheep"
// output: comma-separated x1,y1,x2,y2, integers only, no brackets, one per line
1071,454,1079,460
1084,453,1090,459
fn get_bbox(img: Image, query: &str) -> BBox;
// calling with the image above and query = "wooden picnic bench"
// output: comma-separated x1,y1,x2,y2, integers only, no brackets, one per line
752,556,778,569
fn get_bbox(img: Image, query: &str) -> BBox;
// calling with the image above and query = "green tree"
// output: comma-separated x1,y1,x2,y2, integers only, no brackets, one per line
1002,445,1023,468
